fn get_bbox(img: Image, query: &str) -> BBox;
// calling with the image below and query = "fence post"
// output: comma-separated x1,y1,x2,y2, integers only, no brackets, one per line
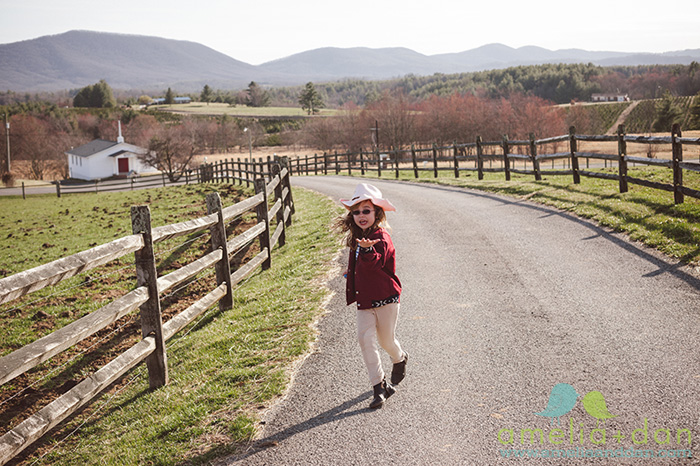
502,135,511,181
529,133,542,181
476,137,484,180
323,153,328,175
394,148,400,179
672,123,684,204
131,205,168,389
411,145,418,178
225,159,230,183
347,153,352,176
271,164,287,247
334,151,340,175
206,192,233,311
376,147,382,178
432,144,438,178
453,142,460,178
360,150,365,175
55,182,61,198
569,126,581,184
617,124,629,193
281,156,295,221
254,178,272,270
22,181,25,199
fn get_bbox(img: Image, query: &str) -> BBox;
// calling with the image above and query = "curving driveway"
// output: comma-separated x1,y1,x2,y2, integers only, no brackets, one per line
218,176,700,465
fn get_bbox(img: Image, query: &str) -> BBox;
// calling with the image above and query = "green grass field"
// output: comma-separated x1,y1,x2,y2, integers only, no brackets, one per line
0,183,344,465
149,102,338,117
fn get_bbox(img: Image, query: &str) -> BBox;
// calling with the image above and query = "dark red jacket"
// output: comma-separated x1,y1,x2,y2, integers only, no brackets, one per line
345,228,402,310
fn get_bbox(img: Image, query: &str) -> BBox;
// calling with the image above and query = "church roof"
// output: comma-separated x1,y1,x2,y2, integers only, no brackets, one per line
66,139,119,158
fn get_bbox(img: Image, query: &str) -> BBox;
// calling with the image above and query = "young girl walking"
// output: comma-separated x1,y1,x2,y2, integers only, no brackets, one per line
339,183,408,409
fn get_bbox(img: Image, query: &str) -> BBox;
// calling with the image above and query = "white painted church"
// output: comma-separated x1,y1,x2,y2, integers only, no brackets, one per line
66,122,158,181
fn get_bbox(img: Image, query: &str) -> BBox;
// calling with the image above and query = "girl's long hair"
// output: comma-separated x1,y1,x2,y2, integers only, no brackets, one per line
336,204,388,248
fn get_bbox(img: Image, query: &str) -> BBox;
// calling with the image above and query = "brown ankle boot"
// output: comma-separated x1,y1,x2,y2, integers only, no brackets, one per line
369,379,395,409
391,352,409,385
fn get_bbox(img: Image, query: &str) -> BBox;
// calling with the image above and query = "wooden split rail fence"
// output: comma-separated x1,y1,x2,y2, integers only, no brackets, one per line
0,158,295,465
50,156,282,197
292,124,700,205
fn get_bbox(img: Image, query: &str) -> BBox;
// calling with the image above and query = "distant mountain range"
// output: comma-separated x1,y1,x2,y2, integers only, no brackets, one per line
2,30,700,92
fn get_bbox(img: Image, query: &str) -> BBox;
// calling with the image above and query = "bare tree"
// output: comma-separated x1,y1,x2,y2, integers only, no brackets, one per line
11,115,56,180
336,103,371,153
365,90,415,151
142,121,199,182
302,117,337,152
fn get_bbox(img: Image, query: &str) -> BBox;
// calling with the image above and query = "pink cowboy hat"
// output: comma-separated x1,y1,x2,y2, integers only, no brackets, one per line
340,183,396,212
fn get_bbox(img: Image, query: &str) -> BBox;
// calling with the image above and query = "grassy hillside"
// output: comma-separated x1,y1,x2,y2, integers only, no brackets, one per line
562,101,631,133
622,96,698,133
150,102,338,117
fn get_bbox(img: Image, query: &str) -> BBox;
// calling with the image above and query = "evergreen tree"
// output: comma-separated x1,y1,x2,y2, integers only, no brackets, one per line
298,82,324,115
246,81,270,107
165,87,175,105
200,84,213,105
689,92,700,130
653,91,682,132
72,80,116,108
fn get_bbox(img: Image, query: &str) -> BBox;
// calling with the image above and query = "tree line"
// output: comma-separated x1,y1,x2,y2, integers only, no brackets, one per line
3,62,700,110
269,62,700,107
3,78,700,183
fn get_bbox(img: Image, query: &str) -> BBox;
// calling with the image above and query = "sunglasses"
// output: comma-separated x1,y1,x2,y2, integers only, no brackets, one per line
352,209,374,216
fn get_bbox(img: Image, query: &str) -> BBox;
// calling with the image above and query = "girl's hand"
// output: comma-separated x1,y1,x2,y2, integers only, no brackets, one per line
357,238,380,248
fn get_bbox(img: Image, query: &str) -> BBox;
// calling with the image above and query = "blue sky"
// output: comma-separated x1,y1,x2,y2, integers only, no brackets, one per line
1,0,699,65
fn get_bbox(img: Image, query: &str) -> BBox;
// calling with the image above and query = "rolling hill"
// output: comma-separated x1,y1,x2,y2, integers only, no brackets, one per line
1,30,700,92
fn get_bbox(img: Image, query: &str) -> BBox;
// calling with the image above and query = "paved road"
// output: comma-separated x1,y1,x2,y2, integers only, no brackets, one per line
217,176,700,465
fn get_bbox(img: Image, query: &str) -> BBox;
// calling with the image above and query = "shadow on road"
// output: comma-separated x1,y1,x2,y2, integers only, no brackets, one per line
220,391,372,464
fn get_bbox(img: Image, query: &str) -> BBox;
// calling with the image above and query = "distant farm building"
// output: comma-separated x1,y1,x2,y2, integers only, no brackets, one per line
591,93,630,102
150,96,192,105
66,123,157,181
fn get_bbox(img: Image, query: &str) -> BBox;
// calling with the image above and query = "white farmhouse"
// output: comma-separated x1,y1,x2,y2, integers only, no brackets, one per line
591,93,630,102
65,122,157,181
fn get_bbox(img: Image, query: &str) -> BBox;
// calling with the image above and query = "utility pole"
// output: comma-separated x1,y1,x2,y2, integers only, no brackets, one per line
244,127,252,163
4,113,9,173
370,120,379,150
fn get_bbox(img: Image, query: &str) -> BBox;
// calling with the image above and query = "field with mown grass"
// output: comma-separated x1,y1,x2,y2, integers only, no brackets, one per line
343,167,700,266
0,183,344,465
149,102,338,117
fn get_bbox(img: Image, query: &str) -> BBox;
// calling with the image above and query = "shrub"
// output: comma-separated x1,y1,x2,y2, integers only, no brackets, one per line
2,171,15,187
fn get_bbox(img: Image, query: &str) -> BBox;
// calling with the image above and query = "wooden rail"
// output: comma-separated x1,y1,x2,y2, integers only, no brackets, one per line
51,156,284,197
0,158,295,465
290,124,700,205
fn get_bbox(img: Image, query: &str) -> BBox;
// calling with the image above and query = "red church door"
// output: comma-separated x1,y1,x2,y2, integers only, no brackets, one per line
118,158,129,173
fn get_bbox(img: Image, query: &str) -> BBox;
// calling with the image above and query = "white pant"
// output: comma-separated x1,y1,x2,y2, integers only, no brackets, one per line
356,302,404,386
